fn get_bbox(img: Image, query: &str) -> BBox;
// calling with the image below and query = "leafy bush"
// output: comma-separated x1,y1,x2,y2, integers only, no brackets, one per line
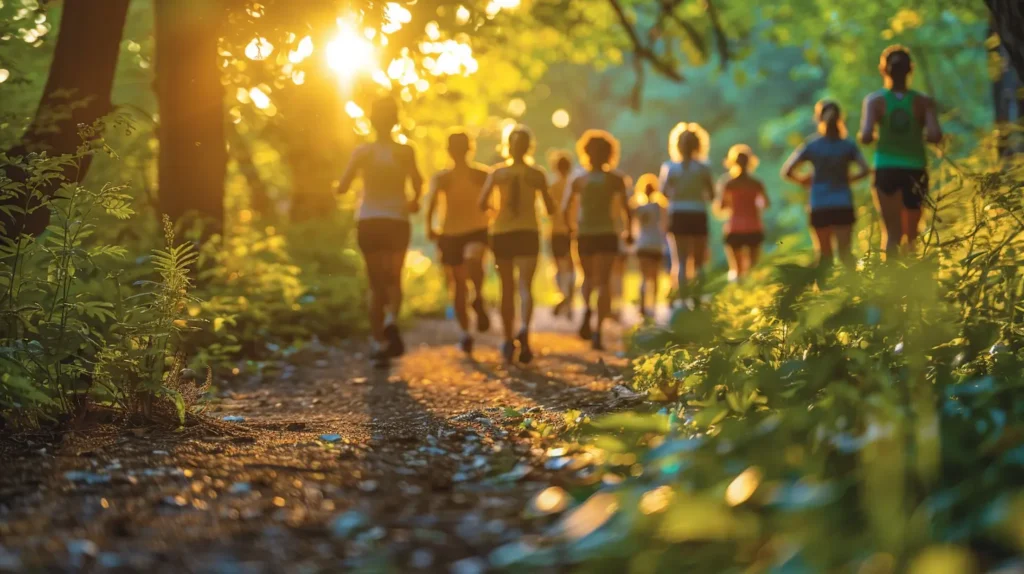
0,125,207,427
509,148,1024,572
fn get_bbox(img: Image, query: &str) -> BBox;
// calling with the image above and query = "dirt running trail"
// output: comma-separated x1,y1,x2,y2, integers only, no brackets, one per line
0,312,643,573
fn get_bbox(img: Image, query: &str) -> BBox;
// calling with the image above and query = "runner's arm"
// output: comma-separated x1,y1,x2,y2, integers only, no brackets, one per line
617,176,634,243
533,170,556,216
781,146,811,187
478,171,497,212
426,175,442,240
561,177,580,231
335,146,363,194
859,94,880,145
922,95,943,144
406,145,425,204
757,181,771,210
849,147,871,184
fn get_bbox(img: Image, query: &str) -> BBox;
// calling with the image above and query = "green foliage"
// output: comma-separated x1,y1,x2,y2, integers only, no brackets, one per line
505,149,1024,571
0,125,205,427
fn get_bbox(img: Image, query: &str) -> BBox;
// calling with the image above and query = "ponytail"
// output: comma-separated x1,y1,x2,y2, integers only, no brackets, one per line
815,100,847,139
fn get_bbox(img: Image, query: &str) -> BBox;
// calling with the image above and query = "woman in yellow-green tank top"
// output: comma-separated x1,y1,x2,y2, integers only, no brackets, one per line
562,130,632,351
479,125,555,365
859,45,943,254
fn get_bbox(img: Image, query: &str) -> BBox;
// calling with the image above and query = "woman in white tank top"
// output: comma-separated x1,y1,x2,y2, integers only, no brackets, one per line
631,174,667,318
337,97,424,369
659,122,713,307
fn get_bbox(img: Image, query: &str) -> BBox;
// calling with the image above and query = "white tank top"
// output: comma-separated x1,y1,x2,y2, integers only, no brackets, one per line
633,202,665,252
358,142,409,221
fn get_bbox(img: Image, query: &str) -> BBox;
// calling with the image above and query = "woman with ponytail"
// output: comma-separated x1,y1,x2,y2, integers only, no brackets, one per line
782,100,870,267
479,125,555,364
659,122,714,307
859,45,943,255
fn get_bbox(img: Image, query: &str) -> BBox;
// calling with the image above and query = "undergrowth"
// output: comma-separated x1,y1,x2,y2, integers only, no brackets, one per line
507,143,1024,572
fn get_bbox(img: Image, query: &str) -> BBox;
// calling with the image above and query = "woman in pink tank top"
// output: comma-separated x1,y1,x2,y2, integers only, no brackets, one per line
716,144,769,280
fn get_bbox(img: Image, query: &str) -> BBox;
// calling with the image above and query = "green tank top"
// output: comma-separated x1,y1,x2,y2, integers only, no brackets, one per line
577,171,622,236
875,89,927,170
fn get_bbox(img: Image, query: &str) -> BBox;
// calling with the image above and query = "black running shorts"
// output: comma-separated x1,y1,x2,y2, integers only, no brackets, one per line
437,229,488,267
875,168,929,210
576,233,620,257
357,218,411,253
668,211,708,236
490,230,540,260
809,207,856,229
549,233,572,259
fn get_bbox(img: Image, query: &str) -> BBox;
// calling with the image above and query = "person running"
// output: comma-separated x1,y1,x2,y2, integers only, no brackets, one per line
479,125,555,364
546,151,576,319
631,173,667,318
563,129,632,350
782,100,870,267
337,97,423,368
716,144,769,280
859,45,943,255
660,122,714,307
426,131,492,355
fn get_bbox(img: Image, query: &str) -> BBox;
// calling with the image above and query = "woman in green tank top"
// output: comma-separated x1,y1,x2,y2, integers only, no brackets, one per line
859,45,943,255
562,130,632,350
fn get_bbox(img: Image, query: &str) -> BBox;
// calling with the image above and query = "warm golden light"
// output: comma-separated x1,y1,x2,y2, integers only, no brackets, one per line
344,101,365,118
725,467,762,506
244,36,274,61
0,69,11,84
326,22,375,78
288,36,314,64
455,5,471,25
249,86,271,110
383,3,413,35
552,109,571,128
639,485,674,515
533,486,570,514
507,98,526,117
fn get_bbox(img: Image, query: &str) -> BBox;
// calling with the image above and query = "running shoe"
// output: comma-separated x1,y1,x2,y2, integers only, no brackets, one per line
578,309,593,340
591,332,604,351
473,298,491,333
517,330,534,364
383,323,405,357
459,333,474,355
369,347,391,370
500,340,516,364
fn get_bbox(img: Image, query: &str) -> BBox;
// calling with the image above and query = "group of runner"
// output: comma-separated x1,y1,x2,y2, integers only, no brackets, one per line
338,45,942,369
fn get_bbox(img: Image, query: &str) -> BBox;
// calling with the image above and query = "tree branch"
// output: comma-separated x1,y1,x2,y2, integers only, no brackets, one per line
607,0,684,82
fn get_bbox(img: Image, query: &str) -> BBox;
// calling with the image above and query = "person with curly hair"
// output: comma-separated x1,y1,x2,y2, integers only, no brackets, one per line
859,45,943,255
479,125,556,364
717,144,769,280
337,97,424,369
562,129,632,350
659,122,714,307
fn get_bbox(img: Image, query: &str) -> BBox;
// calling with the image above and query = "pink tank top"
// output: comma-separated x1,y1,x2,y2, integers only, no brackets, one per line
722,177,765,234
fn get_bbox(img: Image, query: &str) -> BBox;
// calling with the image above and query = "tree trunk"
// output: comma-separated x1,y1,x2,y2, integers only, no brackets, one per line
282,44,349,222
0,0,130,240
987,0,1024,81
991,27,1024,156
154,0,227,235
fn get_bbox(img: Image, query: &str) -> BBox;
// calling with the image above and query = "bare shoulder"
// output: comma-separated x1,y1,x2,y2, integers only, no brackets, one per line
527,166,548,188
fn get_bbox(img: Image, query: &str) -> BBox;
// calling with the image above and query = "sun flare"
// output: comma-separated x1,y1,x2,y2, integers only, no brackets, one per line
325,22,375,78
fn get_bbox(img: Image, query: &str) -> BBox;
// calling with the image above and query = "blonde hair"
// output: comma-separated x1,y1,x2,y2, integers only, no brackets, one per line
632,173,666,207
668,122,710,163
723,144,759,174
575,129,620,171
